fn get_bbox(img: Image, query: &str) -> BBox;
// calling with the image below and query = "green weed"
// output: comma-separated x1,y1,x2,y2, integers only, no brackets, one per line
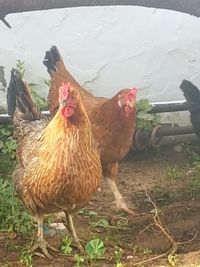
74,254,85,267
132,245,153,255
61,236,73,255
0,125,33,237
19,251,33,267
0,178,33,236
136,99,160,129
114,246,124,266
16,59,48,111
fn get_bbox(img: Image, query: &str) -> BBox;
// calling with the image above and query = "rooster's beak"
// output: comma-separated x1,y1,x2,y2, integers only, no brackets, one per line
60,98,68,107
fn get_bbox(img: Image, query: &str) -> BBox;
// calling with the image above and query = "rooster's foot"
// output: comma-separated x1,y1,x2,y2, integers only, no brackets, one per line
107,178,135,215
72,238,84,253
29,240,58,259
114,197,135,215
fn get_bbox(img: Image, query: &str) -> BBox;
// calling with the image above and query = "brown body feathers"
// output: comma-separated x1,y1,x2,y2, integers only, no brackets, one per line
8,70,102,218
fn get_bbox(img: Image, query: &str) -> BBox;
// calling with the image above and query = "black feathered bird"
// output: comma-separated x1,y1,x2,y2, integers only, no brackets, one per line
180,79,200,138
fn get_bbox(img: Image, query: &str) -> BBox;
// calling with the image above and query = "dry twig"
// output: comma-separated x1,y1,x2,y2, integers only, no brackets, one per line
131,190,198,266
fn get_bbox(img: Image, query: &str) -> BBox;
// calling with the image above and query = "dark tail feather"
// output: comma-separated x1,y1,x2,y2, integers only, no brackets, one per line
179,79,200,104
43,46,61,75
180,79,200,138
7,69,41,121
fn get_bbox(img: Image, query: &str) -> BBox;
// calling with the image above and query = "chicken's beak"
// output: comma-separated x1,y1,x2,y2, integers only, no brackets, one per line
59,98,68,107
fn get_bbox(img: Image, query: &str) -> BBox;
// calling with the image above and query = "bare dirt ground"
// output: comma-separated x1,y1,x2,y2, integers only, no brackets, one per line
1,146,200,267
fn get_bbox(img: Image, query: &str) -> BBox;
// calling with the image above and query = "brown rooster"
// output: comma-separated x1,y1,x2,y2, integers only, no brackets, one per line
43,46,138,214
7,69,102,257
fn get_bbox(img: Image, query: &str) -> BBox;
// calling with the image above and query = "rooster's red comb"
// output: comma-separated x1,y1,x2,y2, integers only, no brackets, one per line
59,82,70,98
129,88,138,97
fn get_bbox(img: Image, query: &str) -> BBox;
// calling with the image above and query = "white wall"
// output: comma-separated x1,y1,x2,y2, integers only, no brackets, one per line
0,6,200,123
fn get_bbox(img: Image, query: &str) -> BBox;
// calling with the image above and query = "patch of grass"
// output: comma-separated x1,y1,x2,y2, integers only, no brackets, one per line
0,178,33,237
185,145,200,194
0,126,17,177
0,125,33,237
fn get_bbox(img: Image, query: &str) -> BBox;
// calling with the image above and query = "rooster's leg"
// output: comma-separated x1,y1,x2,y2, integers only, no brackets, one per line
29,215,58,258
105,162,135,215
65,213,84,253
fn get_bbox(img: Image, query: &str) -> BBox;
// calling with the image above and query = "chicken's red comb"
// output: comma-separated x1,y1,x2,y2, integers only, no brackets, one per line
129,88,138,97
59,82,71,98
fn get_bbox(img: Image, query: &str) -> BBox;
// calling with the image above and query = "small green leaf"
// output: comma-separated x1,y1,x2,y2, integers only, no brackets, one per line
93,218,109,228
0,128,11,136
74,253,85,266
28,83,39,87
78,208,97,217
85,239,105,260
44,79,51,87
61,236,73,255
137,99,153,112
